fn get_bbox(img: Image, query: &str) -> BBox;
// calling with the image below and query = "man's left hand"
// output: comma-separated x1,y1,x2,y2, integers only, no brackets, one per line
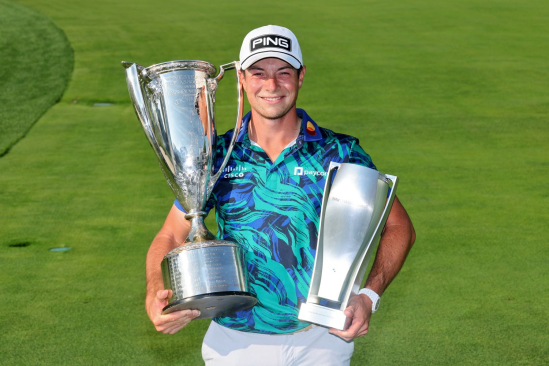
329,293,372,341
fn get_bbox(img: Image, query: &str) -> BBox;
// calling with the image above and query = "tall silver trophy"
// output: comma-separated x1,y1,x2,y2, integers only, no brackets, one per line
123,60,257,319
298,162,398,330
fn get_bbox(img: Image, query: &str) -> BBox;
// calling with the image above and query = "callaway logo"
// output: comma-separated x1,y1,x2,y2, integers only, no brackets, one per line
250,35,291,52
294,167,327,177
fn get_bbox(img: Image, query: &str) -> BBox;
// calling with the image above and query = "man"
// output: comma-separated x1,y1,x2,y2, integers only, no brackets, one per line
145,25,415,365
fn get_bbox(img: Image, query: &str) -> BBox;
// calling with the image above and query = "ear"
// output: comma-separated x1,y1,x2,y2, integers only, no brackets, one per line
298,66,306,89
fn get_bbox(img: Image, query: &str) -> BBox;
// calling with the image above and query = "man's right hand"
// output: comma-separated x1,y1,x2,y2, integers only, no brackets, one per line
146,289,201,334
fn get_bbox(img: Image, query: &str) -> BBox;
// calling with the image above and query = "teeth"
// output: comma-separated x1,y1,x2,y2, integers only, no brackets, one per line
263,97,282,101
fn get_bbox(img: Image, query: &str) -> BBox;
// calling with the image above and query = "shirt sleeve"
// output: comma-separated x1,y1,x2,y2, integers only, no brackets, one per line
174,195,216,214
174,198,186,212
349,141,395,197
349,141,377,170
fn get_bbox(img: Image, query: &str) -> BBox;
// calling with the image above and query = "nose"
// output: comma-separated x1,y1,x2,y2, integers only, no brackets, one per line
264,76,279,92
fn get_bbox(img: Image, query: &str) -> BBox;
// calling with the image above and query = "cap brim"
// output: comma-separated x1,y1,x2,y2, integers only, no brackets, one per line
241,51,302,70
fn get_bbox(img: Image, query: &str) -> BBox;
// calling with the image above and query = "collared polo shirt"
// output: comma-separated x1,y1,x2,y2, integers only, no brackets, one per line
175,109,375,334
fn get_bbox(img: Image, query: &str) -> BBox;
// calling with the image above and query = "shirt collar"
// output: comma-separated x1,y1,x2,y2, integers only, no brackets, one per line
236,108,323,143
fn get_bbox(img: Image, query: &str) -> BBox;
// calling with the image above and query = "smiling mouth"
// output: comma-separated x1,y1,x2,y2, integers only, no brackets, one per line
261,96,284,102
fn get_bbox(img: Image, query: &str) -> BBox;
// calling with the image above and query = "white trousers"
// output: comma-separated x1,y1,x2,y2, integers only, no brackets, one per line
202,321,354,366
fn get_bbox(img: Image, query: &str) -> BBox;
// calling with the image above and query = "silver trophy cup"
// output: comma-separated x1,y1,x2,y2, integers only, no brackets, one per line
298,162,398,330
123,60,257,319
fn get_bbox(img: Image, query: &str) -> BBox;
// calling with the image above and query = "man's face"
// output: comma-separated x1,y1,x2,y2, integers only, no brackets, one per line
239,58,305,120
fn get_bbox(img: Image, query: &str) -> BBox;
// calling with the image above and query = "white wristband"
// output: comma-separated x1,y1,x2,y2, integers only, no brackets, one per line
359,288,380,313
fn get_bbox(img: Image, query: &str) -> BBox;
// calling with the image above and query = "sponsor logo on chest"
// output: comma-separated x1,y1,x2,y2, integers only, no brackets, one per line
294,167,327,177
223,165,248,178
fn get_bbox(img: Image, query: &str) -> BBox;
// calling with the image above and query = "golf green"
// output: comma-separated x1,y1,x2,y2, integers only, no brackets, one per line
0,0,73,156
1,0,547,364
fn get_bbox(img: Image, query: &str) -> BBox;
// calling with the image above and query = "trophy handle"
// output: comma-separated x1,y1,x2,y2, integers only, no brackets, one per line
122,62,161,156
206,61,244,197
122,61,178,189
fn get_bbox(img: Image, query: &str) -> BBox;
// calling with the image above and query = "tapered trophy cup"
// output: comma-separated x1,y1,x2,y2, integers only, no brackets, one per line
298,162,398,330
123,60,257,319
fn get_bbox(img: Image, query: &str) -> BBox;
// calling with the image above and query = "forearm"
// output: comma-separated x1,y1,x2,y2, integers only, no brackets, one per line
364,197,416,295
145,232,179,300
331,206,415,340
145,204,191,302
144,207,198,332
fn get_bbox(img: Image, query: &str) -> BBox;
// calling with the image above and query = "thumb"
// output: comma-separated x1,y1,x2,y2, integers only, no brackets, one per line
156,289,170,300
344,303,356,318
155,290,172,309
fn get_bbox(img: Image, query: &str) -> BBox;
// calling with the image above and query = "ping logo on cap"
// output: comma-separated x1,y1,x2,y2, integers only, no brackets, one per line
250,35,291,52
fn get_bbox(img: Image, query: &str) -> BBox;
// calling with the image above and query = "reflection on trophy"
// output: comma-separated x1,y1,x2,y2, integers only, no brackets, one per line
298,162,398,330
122,60,257,319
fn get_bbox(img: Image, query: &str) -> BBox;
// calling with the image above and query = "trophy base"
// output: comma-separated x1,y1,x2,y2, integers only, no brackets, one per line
298,303,350,330
162,291,257,319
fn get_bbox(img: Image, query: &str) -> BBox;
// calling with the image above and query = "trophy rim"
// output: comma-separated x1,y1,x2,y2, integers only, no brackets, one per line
145,59,217,77
161,291,258,318
163,240,239,259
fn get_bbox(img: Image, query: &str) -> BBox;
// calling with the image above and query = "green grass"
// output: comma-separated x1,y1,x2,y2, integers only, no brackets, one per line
1,0,548,364
0,0,73,156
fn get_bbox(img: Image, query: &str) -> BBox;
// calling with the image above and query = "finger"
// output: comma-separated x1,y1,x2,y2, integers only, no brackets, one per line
162,321,189,334
156,289,170,301
330,322,361,341
345,316,371,339
161,309,199,323
329,311,365,341
153,311,184,330
154,309,201,332
343,306,355,318
156,316,189,333
328,308,357,338
154,290,170,313
356,328,369,338
161,310,201,334
354,324,370,338
329,323,358,341
167,321,190,335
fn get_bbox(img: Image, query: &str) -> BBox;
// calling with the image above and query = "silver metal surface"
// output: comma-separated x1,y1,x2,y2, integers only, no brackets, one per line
298,162,398,330
161,241,257,317
299,303,350,330
123,60,243,229
123,59,256,318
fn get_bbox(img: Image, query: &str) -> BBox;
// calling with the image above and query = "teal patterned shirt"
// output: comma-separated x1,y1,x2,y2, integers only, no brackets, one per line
175,109,375,334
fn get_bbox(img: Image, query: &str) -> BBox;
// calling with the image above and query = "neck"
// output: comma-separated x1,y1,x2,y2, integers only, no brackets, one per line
248,108,301,161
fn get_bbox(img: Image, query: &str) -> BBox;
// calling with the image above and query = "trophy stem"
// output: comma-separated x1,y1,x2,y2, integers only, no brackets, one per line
185,212,216,242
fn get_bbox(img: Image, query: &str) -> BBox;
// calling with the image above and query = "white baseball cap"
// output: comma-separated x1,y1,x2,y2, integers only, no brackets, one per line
239,25,303,70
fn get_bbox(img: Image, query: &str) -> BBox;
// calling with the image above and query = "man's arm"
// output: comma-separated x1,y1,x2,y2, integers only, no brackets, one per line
330,196,416,341
145,204,201,334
